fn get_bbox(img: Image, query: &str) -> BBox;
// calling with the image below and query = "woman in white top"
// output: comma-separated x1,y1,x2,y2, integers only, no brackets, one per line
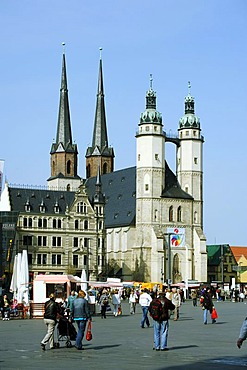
111,290,121,317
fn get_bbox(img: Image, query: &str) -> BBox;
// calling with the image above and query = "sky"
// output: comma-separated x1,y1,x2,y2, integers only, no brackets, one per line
0,0,247,246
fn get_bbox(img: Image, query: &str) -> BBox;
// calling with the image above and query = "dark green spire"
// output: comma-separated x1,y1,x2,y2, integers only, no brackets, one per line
51,52,76,154
91,58,108,150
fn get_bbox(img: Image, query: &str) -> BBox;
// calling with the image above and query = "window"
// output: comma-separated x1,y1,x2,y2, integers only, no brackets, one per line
52,237,61,247
98,255,100,265
23,235,32,246
194,211,198,223
84,238,89,249
177,206,182,222
83,255,87,265
74,237,78,248
54,204,60,213
57,219,62,229
28,218,33,227
84,220,88,230
103,162,107,174
52,254,62,265
77,202,87,214
169,206,173,222
37,254,47,265
185,186,189,193
23,217,27,227
145,184,149,191
73,255,79,267
194,157,198,164
154,126,157,132
38,218,47,228
193,130,197,136
138,154,140,161
53,219,57,228
38,236,47,247
67,160,71,175
186,131,189,136
40,204,46,213
145,126,150,131
75,220,79,230
155,154,158,160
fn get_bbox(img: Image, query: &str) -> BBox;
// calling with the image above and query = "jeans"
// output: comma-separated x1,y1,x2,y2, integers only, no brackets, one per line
75,319,87,349
203,308,213,324
41,319,56,348
153,320,169,349
140,306,150,328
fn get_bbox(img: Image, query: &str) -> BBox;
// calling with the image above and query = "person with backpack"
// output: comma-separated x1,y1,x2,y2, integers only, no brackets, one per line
148,292,175,351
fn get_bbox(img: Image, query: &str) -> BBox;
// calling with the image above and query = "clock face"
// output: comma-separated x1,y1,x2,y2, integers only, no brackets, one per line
148,97,155,105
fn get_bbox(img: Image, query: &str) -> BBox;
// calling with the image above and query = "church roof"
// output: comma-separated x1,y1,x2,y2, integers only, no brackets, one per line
162,162,193,199
85,166,136,228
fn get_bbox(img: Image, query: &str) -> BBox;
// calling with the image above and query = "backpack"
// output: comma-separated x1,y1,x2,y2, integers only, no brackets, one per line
102,297,109,306
148,299,162,321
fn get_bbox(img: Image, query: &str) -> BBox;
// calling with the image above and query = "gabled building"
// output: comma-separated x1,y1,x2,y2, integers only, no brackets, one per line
230,246,247,284
207,244,237,285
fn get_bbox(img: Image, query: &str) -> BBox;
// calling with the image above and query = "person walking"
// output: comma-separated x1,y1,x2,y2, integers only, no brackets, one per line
191,289,198,307
149,292,175,351
237,317,247,348
71,290,91,350
171,287,181,321
129,289,138,314
139,288,152,328
99,289,109,319
1,294,11,320
40,293,59,350
67,291,76,312
111,290,121,317
200,287,216,325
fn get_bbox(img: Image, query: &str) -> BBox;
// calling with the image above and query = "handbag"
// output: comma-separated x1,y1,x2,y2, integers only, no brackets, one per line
211,308,218,319
86,320,92,341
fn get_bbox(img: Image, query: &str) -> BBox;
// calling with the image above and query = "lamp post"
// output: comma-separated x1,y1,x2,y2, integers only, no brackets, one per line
163,233,173,289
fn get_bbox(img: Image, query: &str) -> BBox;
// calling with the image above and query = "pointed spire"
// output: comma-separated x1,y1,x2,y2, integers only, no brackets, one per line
94,164,105,205
55,47,73,148
92,49,108,150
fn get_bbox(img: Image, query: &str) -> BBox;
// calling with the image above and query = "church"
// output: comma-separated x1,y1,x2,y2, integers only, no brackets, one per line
0,51,207,285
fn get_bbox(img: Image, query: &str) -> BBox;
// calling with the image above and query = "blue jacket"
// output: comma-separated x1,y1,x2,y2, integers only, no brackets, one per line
239,318,247,340
71,297,91,320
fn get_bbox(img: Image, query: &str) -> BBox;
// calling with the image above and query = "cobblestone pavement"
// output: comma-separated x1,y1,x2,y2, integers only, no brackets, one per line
1,299,247,369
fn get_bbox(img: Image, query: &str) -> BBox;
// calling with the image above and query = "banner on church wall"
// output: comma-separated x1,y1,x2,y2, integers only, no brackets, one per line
0,160,4,196
167,227,185,247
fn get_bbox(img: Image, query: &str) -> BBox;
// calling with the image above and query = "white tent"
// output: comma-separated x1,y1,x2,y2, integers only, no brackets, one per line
9,254,18,300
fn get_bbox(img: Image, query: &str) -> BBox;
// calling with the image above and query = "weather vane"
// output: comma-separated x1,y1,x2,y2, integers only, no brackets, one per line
150,74,153,90
188,81,191,95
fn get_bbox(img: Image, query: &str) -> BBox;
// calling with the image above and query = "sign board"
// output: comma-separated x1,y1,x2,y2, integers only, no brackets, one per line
2,223,15,230
167,228,185,247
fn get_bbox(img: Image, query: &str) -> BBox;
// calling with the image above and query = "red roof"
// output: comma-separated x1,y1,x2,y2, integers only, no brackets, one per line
230,246,247,263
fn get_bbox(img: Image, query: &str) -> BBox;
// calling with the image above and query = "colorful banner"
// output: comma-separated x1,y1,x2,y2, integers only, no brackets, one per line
0,160,4,195
167,227,185,247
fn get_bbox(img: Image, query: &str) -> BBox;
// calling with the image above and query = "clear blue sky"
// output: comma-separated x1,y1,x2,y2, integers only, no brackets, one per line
1,1,246,246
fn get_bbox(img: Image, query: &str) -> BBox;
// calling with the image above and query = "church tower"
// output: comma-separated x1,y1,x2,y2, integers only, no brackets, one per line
177,82,204,228
136,76,165,229
85,52,114,178
48,50,80,191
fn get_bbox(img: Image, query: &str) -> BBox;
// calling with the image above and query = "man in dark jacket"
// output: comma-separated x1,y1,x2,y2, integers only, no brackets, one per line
150,292,175,351
40,293,59,350
71,290,91,350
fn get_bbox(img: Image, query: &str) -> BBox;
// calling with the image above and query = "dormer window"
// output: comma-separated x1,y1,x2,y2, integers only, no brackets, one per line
39,201,46,213
54,203,60,213
25,201,31,212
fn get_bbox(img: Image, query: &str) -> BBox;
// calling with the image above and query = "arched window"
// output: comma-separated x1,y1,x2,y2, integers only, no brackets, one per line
23,217,27,227
194,211,198,223
53,219,57,229
67,184,71,191
103,162,107,174
169,206,173,222
84,220,88,230
28,218,33,227
86,164,91,178
75,220,79,230
58,219,62,229
43,218,47,228
67,160,71,175
52,161,56,176
177,206,182,222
